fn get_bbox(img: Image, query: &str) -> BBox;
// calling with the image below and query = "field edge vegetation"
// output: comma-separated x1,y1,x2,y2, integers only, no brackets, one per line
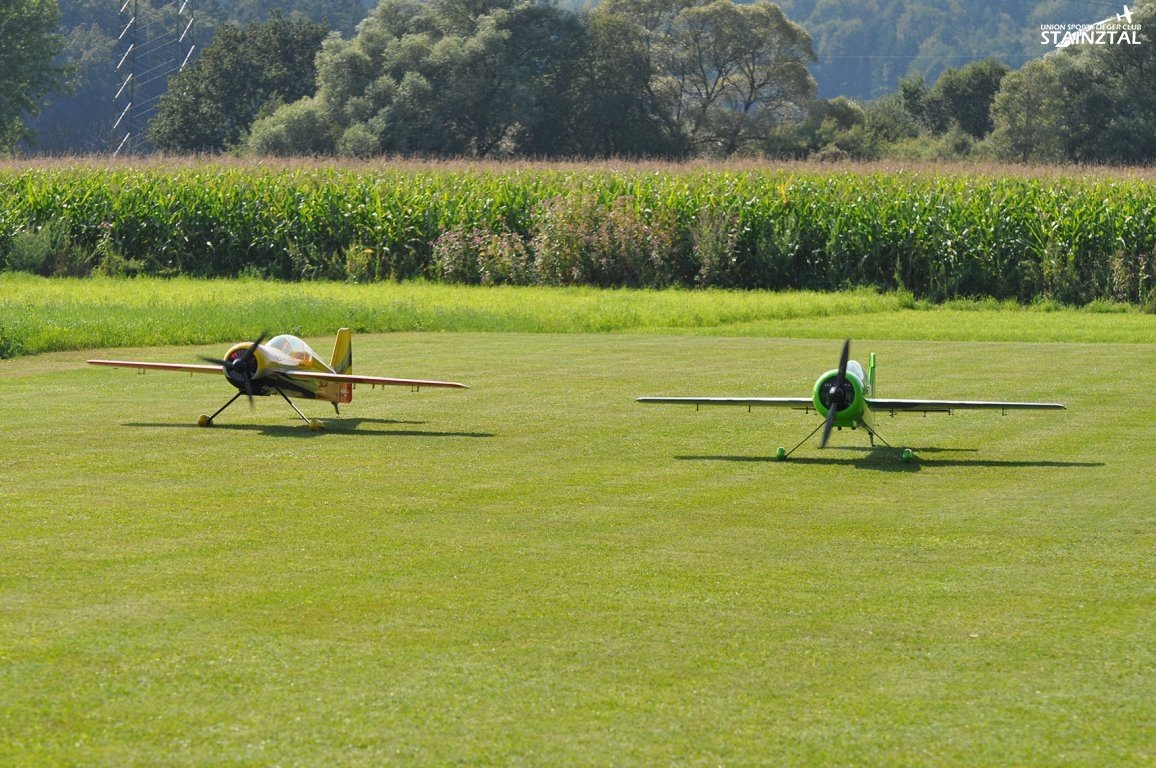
2,162,1153,309
2,274,1153,360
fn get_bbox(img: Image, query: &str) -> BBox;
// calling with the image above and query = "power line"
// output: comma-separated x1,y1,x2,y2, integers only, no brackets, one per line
113,0,197,155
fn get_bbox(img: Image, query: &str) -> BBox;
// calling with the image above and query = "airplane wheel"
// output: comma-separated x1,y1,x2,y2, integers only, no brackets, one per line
197,415,212,427
901,449,913,463
309,419,325,431
776,446,787,461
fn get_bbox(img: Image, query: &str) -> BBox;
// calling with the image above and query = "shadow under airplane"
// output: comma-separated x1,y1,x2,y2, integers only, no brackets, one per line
124,417,493,440
676,447,1102,473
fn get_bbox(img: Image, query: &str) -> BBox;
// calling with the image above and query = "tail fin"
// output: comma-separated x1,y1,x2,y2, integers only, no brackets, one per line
331,328,352,374
330,328,353,404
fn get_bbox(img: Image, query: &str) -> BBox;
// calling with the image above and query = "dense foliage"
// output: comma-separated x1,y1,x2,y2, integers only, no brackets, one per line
989,10,1156,165
244,0,815,159
1,162,1152,307
790,1,1156,164
148,15,329,153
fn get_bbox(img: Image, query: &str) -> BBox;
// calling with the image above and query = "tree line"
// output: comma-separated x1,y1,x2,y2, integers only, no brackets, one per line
152,0,1156,164
153,0,817,159
3,0,1155,164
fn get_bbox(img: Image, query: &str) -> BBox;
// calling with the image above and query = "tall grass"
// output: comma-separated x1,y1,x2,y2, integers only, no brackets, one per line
1,160,1153,306
2,274,1151,359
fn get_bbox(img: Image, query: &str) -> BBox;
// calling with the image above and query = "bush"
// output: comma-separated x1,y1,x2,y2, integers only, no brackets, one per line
530,195,681,288
4,221,91,276
247,98,336,156
433,226,533,286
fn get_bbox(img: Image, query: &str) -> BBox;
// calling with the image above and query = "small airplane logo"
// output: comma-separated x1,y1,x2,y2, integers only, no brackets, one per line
89,328,467,430
1054,4,1137,48
637,340,1064,463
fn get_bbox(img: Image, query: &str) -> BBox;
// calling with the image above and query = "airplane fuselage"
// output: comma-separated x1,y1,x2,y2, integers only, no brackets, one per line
222,335,350,403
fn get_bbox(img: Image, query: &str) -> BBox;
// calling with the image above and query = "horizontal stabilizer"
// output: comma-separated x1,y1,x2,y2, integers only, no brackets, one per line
285,370,468,389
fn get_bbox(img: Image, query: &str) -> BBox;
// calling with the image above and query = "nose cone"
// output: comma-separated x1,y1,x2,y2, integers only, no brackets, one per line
812,370,865,422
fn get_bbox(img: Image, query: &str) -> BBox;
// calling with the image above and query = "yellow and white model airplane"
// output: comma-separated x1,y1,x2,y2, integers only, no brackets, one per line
89,328,467,430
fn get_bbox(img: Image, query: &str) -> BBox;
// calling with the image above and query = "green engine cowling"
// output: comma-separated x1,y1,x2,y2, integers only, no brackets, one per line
811,361,867,426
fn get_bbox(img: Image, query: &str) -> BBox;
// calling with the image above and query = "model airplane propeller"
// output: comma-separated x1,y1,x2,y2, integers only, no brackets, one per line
200,333,266,407
637,339,1065,462
89,328,467,430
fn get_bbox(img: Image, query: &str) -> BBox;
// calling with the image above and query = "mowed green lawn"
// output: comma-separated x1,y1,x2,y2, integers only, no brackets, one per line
1,330,1152,766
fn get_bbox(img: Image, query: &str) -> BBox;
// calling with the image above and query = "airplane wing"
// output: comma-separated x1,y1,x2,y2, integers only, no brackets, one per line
868,398,1065,413
88,360,222,374
637,397,814,408
89,359,467,388
283,370,468,389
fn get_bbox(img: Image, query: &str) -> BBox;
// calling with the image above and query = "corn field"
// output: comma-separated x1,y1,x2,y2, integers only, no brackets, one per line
1,161,1152,305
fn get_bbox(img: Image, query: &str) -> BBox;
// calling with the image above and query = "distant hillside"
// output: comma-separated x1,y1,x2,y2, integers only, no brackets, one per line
754,0,1118,99
560,0,1118,100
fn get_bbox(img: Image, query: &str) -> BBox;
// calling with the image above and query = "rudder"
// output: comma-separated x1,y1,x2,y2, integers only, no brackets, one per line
330,328,353,374
330,328,353,404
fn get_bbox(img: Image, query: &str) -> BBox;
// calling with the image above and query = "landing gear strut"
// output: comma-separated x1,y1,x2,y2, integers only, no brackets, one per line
198,392,245,427
775,419,828,460
198,386,325,431
775,420,914,463
862,422,913,463
274,386,326,430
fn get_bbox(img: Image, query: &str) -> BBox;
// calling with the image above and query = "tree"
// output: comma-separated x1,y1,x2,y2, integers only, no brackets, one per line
245,95,337,156
249,0,815,159
599,0,816,156
772,0,1059,101
149,14,328,153
567,11,681,157
424,2,586,157
988,58,1066,163
1058,0,1156,163
0,0,67,151
250,0,591,158
863,92,921,144
767,96,878,159
930,57,1009,139
894,75,945,133
22,0,372,155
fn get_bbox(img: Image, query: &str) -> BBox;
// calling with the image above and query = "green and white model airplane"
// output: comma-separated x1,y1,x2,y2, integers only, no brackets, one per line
637,340,1065,462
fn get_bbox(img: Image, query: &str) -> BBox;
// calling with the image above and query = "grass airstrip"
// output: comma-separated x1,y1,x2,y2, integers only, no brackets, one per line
1,277,1153,766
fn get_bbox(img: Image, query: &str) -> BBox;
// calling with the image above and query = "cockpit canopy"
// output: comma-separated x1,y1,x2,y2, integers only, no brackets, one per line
266,334,317,362
846,360,866,390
